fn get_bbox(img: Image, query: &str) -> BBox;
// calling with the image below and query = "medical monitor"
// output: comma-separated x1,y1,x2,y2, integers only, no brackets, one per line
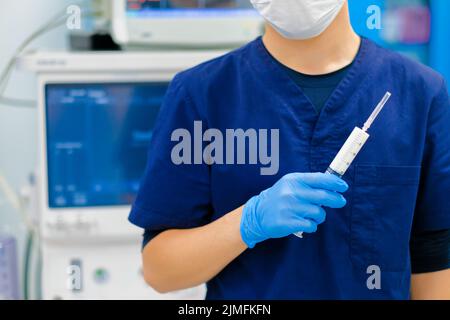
25,51,224,239
44,82,167,209
112,0,263,47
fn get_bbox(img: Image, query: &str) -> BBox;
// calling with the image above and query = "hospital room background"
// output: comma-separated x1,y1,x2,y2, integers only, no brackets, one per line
0,0,449,300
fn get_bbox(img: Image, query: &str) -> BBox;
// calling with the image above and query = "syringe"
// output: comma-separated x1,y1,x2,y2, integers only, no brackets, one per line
295,91,392,238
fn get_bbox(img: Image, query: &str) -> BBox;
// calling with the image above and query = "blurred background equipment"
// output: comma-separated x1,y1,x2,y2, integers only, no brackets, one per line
111,0,263,48
349,0,450,85
19,50,226,299
0,235,20,300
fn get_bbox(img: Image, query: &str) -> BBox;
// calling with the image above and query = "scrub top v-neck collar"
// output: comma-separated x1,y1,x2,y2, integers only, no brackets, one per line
250,37,374,148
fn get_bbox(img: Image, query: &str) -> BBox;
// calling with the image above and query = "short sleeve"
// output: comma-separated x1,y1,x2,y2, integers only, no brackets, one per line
414,78,450,232
129,74,212,232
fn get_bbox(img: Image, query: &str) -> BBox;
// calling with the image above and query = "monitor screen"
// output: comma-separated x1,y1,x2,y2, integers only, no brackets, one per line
45,82,168,208
126,0,256,18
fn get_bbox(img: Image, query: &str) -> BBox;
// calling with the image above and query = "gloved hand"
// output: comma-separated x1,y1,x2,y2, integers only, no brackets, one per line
240,173,348,248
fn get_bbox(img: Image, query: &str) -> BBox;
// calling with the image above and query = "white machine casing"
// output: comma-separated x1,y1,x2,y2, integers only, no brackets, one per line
20,50,226,300
112,0,263,47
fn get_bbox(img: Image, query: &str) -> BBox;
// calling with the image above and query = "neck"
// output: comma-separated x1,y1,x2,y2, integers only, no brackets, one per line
262,2,361,75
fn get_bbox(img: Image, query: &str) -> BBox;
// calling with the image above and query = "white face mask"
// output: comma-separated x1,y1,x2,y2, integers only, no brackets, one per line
251,0,346,40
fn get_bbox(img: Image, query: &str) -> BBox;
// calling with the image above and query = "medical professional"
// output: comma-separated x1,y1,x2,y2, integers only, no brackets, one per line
130,0,450,299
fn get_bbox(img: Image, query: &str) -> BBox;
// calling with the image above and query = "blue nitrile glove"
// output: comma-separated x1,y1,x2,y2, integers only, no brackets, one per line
240,173,348,248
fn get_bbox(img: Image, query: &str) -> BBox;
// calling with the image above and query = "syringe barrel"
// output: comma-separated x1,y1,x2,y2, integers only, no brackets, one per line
327,127,370,177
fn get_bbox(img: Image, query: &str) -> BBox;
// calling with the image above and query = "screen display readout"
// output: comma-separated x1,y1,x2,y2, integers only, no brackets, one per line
45,82,168,208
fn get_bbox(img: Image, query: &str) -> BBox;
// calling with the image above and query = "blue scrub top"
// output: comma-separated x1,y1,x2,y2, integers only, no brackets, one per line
129,37,450,299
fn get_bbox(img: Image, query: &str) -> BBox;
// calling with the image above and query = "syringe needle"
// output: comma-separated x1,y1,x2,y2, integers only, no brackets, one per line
363,92,392,132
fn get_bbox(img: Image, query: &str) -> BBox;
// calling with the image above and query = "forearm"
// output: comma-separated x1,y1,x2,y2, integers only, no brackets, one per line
142,206,247,293
411,269,450,300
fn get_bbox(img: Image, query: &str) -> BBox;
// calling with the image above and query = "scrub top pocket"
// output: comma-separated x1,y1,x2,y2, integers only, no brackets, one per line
350,165,421,272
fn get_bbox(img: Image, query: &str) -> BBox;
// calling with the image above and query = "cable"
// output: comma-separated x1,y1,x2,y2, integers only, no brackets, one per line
0,11,70,96
0,1,97,108
0,97,36,108
0,171,37,300
0,172,34,231
0,16,68,107
0,5,74,300
23,230,34,300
